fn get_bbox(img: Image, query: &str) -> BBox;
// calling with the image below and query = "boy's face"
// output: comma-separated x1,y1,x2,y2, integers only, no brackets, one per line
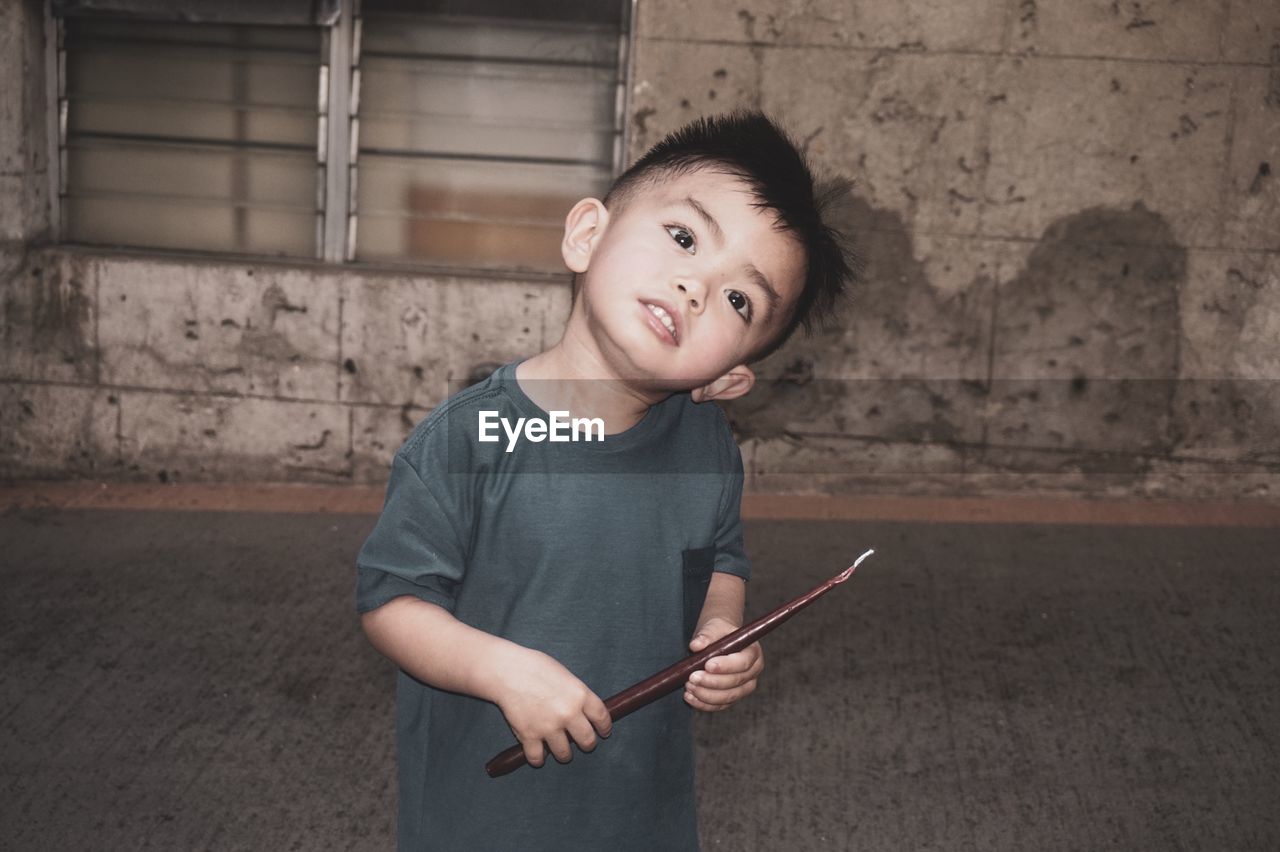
564,168,806,394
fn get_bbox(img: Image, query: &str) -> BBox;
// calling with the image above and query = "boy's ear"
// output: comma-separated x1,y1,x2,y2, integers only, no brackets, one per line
691,365,755,403
561,197,609,273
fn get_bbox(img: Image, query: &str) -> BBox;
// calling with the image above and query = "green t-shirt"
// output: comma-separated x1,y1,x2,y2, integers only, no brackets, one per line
356,361,749,851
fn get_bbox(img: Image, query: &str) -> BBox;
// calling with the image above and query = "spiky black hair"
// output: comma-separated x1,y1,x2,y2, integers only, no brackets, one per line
604,111,857,361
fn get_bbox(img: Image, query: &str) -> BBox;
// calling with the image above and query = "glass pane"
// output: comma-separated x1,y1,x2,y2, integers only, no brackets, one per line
66,141,318,207
64,18,320,53
355,155,610,271
360,113,612,165
360,57,616,148
66,45,319,120
65,197,317,257
69,98,316,148
358,216,566,270
361,14,618,65
61,17,322,258
54,1,340,28
363,0,622,27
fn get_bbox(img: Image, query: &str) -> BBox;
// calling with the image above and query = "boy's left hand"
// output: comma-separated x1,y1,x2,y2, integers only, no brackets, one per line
683,616,764,712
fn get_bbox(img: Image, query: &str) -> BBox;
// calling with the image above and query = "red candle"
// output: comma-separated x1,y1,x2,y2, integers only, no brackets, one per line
485,549,876,778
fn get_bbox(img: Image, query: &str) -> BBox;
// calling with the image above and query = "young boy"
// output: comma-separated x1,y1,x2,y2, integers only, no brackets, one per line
356,111,852,850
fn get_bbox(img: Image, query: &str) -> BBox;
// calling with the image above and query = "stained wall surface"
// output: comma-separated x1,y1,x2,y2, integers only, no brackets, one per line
2,0,1278,499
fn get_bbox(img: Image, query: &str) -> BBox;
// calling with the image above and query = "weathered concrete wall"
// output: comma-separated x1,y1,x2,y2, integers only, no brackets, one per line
2,0,1278,500
634,0,1280,500
0,0,50,244
1,249,570,484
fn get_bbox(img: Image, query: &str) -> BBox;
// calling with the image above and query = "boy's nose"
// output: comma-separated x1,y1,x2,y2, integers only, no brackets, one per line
676,279,706,312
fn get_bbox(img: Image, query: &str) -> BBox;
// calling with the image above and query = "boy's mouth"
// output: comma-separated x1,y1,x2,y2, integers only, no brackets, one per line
641,301,680,346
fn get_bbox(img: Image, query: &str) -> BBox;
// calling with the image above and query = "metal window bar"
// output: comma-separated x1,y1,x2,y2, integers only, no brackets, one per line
614,0,637,177
322,0,354,262
44,1,62,238
345,2,363,261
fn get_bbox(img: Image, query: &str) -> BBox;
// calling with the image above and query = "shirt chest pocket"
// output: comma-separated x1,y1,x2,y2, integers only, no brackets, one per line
681,545,716,642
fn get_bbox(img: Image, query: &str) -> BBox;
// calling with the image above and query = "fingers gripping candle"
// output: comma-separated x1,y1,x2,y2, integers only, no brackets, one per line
485,548,877,778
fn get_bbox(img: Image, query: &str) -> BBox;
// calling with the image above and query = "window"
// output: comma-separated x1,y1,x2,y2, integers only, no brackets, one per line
49,0,634,274
353,1,629,272
58,16,326,258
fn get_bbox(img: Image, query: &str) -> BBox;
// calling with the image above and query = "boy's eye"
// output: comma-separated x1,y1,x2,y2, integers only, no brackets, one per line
665,225,696,254
727,289,752,322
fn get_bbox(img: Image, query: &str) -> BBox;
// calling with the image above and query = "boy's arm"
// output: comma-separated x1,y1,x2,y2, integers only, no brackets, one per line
683,572,765,712
361,596,612,767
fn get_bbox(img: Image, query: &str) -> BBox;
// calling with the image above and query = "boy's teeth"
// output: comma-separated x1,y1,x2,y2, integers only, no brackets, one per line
647,304,677,338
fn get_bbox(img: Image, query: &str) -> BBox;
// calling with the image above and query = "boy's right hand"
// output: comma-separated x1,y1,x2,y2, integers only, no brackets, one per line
491,647,613,768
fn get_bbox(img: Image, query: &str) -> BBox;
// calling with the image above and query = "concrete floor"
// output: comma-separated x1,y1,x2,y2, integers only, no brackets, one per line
1,507,1277,850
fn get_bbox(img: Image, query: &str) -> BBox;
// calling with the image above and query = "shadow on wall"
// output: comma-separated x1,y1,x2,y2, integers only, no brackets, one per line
723,183,1279,472
1,250,94,381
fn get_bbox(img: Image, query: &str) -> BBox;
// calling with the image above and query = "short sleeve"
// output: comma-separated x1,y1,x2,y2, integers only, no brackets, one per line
712,428,750,581
355,451,472,614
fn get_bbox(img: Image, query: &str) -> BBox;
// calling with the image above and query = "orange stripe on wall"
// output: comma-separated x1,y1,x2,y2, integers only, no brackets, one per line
2,481,1278,527
0,481,386,515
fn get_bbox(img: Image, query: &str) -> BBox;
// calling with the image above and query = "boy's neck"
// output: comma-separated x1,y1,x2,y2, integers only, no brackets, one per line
516,330,670,435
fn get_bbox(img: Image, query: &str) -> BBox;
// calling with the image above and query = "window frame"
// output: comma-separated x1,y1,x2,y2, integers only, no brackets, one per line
42,0,638,276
